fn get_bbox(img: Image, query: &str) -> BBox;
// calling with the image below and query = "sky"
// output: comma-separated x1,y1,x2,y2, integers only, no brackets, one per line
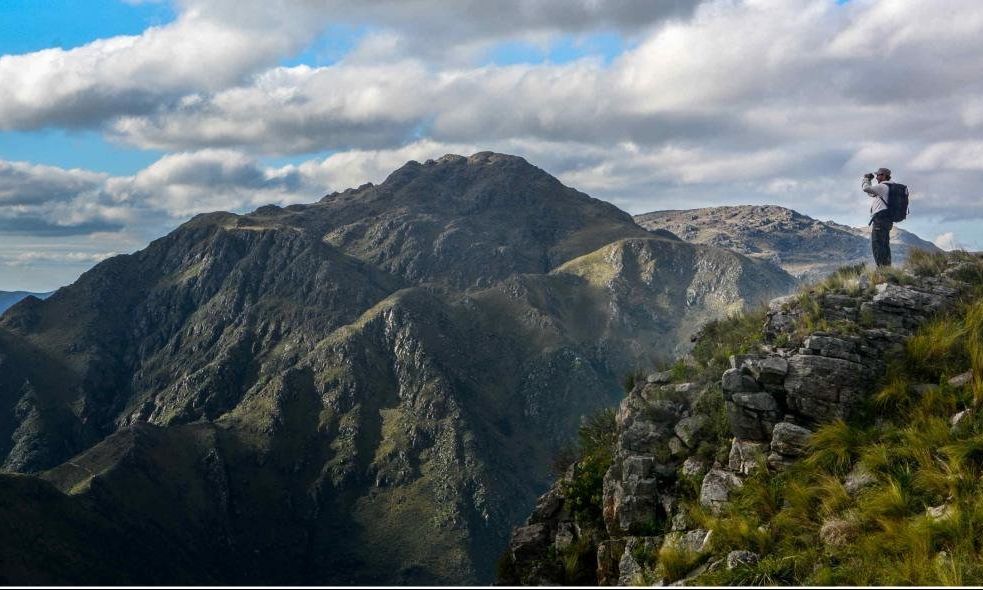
1,0,981,291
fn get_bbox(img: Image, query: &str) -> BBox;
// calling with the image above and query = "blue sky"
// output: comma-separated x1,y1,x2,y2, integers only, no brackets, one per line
1,0,981,291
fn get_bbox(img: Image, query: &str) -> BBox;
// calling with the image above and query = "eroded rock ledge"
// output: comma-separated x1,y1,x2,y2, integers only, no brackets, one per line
500,257,976,586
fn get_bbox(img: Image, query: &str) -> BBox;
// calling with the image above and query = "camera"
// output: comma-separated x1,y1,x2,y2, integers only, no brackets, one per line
864,172,875,180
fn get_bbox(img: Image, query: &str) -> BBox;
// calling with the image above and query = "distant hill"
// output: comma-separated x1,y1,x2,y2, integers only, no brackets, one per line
0,291,53,315
635,205,941,283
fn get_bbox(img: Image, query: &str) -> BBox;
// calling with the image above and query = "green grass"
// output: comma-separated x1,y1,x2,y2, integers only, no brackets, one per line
689,270,983,585
561,408,618,527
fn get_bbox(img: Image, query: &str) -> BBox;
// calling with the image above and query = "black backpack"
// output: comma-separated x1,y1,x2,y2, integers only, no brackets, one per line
881,183,909,223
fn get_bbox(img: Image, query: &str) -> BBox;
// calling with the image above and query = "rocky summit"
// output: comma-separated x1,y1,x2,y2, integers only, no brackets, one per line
500,251,983,586
635,205,941,283
0,152,794,585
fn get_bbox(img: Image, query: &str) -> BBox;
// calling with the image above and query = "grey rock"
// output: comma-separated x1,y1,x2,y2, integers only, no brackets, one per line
784,354,871,422
721,368,760,395
768,294,797,313
618,536,663,586
766,452,795,471
620,418,672,454
681,456,709,479
726,550,759,570
804,334,859,362
647,370,673,385
554,521,576,551
728,439,769,475
663,528,712,554
749,356,789,384
770,422,813,457
674,414,709,448
597,539,628,586
730,353,764,370
732,392,779,413
668,436,687,457
951,409,972,429
873,283,946,313
603,454,662,535
700,469,743,514
949,371,974,388
509,523,549,561
725,400,777,441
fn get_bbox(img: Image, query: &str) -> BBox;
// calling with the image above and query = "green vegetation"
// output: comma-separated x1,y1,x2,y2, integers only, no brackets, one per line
690,307,767,379
689,255,983,585
562,408,618,526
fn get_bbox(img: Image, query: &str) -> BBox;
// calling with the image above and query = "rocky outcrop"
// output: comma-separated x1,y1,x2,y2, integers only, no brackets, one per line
501,254,975,586
635,205,941,283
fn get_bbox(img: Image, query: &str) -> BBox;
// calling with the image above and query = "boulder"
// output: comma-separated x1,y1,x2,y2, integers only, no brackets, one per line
766,452,795,471
509,523,550,561
554,521,576,551
597,539,628,586
681,456,709,479
949,371,974,388
618,536,663,585
728,439,769,475
747,356,789,385
726,550,760,570
770,422,813,457
647,370,673,384
700,469,743,514
619,418,672,454
663,528,712,554
726,393,780,441
730,353,764,370
603,454,663,535
784,354,872,422
674,414,709,448
722,368,760,396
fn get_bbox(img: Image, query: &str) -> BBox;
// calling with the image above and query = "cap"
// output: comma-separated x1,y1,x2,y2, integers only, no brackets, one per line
876,167,891,177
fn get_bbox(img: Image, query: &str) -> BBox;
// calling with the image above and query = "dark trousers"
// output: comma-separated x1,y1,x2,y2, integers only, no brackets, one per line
871,212,893,267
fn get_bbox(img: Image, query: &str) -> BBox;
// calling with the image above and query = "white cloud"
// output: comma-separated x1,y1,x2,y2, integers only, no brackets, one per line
1,251,118,267
3,0,983,285
0,1,331,131
933,232,961,251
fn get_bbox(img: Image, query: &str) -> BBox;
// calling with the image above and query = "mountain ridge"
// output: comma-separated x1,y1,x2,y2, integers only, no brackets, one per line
0,152,795,584
635,205,941,283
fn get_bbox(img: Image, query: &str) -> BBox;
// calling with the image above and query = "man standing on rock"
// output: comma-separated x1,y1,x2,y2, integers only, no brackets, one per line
863,167,895,267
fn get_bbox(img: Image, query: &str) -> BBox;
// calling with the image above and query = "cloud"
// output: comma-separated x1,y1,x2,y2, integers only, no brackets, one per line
933,232,962,251
3,0,983,284
0,1,331,131
0,251,118,267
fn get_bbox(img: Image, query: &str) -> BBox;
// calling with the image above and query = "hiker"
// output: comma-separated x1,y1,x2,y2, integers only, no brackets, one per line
862,167,905,267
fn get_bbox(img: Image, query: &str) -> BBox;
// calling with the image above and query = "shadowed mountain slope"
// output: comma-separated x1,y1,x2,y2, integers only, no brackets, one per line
0,153,795,584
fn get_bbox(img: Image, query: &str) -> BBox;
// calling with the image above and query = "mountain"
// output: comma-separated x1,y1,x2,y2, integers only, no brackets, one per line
0,152,795,585
634,205,941,283
501,250,983,585
0,291,53,315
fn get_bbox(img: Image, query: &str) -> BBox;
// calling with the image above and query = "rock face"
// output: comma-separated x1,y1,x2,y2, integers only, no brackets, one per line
501,253,974,586
635,205,941,282
0,153,796,585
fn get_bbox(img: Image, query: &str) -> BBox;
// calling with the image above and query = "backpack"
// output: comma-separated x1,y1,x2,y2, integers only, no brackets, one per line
880,183,909,223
